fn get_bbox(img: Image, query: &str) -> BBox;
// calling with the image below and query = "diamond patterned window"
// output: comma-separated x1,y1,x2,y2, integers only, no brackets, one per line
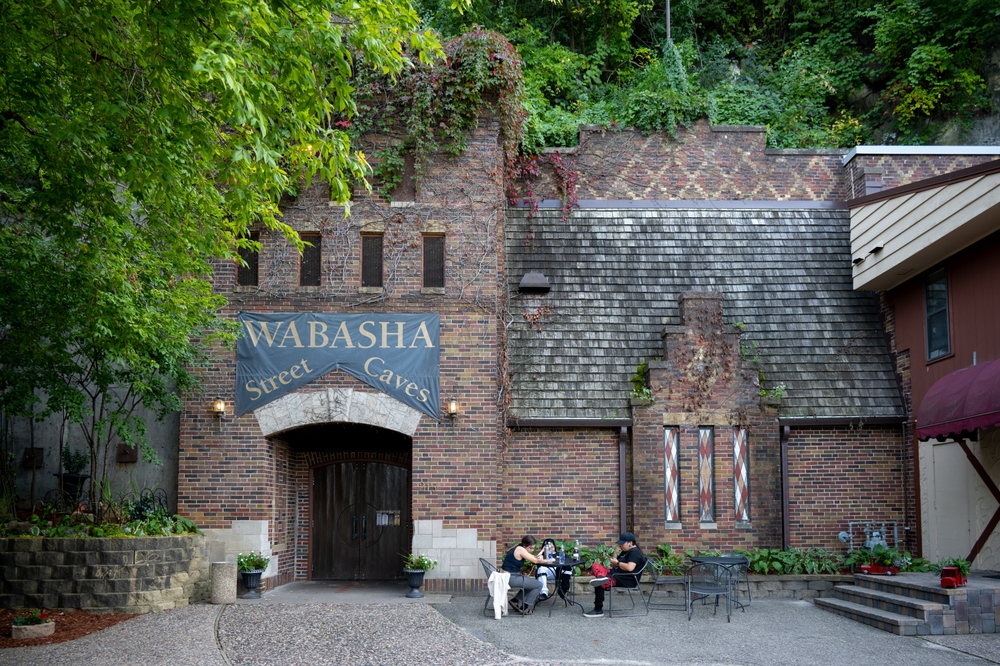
663,427,680,524
698,427,714,523
733,427,750,522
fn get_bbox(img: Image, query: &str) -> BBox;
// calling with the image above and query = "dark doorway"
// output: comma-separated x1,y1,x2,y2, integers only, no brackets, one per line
313,460,410,580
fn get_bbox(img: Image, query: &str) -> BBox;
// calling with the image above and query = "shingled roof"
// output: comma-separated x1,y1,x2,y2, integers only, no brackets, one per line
505,205,905,421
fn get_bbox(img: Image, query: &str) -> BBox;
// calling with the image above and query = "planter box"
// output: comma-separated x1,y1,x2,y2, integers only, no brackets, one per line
12,622,55,639
860,563,899,575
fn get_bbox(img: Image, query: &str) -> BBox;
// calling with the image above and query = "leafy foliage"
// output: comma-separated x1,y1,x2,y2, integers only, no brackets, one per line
650,543,686,575
1,507,202,539
417,0,999,148
12,609,51,626
350,28,526,200
0,1,444,515
934,557,971,577
579,543,617,569
61,448,89,475
736,547,844,574
238,551,271,572
402,552,438,570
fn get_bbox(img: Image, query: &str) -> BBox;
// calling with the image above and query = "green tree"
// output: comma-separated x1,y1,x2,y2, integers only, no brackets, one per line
0,0,449,512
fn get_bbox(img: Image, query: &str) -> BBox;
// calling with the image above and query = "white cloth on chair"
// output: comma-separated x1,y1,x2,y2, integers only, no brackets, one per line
487,571,511,619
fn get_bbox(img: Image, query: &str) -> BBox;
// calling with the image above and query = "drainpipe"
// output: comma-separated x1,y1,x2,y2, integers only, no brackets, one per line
619,426,628,534
912,421,922,558
781,425,790,550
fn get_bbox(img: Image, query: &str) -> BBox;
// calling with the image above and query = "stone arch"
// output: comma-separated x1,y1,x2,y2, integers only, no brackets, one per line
253,388,423,438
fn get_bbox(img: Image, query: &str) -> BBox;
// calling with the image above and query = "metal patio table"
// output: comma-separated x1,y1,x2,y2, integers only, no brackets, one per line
538,558,585,616
688,555,749,611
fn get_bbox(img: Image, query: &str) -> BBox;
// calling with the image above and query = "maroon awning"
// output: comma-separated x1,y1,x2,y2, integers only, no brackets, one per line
918,358,1000,441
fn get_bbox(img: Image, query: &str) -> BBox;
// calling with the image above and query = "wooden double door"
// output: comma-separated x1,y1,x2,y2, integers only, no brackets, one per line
312,461,409,580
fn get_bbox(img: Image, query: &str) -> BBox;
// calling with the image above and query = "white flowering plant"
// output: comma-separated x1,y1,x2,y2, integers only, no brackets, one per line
402,553,437,571
237,551,270,572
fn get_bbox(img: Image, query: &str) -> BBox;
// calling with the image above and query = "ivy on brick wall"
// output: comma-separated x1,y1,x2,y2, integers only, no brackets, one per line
349,29,526,200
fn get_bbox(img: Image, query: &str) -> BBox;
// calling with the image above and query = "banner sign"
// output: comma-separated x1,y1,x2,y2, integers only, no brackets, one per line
235,312,440,420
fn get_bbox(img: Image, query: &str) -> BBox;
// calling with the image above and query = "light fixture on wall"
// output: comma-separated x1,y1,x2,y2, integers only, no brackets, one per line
447,400,459,420
213,399,226,417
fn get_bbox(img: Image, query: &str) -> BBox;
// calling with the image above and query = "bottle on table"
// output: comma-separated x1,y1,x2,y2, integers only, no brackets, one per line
559,545,565,563
573,540,580,561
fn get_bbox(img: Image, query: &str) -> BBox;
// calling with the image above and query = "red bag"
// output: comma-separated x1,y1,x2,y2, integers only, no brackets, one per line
590,562,616,589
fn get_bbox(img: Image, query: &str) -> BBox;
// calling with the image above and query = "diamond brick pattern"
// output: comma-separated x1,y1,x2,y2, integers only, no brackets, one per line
733,427,750,522
699,428,714,523
664,427,680,523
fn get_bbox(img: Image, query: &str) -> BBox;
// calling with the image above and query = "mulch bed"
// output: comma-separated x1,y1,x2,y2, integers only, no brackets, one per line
0,609,138,649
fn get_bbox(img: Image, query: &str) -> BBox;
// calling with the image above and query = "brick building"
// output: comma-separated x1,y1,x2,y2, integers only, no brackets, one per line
173,109,1000,591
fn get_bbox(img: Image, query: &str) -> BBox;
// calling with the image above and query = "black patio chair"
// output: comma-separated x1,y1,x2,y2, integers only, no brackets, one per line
685,562,733,622
724,553,751,608
480,558,527,618
647,561,686,611
607,559,650,618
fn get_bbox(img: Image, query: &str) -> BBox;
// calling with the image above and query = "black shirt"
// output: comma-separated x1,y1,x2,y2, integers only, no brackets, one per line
614,546,645,587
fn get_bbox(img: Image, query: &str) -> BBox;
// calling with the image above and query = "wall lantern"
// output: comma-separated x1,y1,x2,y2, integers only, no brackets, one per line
447,400,460,418
213,399,227,417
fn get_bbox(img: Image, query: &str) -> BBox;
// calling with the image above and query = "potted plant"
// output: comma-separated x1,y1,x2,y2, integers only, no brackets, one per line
56,447,90,502
237,551,270,599
936,557,971,588
402,553,437,598
11,608,54,639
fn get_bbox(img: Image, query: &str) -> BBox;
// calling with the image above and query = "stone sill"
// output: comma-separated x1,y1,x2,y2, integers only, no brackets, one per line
420,287,446,295
389,200,416,208
359,286,384,294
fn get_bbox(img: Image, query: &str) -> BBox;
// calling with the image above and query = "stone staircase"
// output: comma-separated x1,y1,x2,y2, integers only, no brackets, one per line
814,572,998,636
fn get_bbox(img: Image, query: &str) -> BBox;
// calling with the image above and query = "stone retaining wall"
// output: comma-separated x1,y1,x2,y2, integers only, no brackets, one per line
0,535,209,613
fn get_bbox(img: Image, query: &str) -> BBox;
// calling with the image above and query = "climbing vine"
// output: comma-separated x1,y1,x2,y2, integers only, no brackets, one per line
348,29,526,201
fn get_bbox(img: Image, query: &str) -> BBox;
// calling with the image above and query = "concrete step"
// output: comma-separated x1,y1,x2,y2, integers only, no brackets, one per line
814,596,925,636
834,584,947,622
852,574,953,605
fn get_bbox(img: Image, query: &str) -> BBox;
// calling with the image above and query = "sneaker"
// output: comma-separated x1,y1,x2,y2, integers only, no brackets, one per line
590,577,609,587
583,608,604,618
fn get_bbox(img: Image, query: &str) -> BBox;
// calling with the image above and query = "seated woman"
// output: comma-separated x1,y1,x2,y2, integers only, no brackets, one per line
501,535,553,614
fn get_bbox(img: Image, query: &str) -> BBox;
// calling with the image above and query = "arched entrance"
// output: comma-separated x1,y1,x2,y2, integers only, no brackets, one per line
254,389,422,581
278,421,412,581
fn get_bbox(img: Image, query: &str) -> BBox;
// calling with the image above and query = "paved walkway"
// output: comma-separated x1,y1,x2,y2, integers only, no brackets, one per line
2,583,999,665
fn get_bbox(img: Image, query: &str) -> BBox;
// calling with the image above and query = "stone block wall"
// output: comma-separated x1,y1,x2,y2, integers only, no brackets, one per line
0,535,209,613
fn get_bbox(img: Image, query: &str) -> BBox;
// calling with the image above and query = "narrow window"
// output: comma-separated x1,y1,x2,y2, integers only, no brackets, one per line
237,232,259,286
300,233,321,286
423,236,445,288
663,427,680,524
926,268,950,360
391,150,416,202
361,235,383,287
698,427,714,524
733,427,750,522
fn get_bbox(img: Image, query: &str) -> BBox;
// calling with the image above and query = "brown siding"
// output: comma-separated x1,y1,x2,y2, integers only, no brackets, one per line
886,228,1000,419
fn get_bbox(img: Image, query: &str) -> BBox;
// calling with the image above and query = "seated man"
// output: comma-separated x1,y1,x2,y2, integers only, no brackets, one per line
584,532,645,618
